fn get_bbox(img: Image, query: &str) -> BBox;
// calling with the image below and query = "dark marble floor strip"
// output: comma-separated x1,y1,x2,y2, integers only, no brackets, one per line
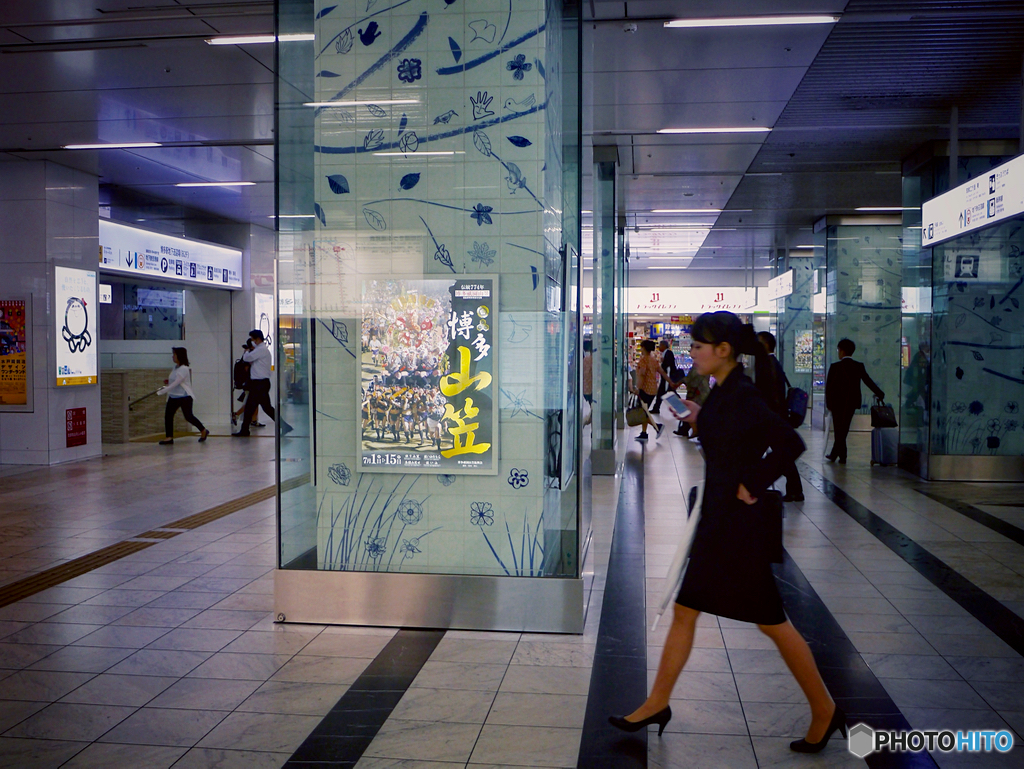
916,489,1024,547
284,628,445,769
578,451,648,769
800,462,1024,657
776,550,938,768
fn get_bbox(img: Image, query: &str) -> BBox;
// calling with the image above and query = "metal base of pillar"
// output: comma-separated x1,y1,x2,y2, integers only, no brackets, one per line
274,569,584,633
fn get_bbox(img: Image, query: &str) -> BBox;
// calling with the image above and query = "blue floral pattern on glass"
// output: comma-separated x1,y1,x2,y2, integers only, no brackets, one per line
508,468,529,489
470,501,494,526
396,499,424,525
397,58,422,83
437,474,456,486
506,53,532,81
365,536,387,560
468,241,496,266
327,463,351,486
470,204,493,226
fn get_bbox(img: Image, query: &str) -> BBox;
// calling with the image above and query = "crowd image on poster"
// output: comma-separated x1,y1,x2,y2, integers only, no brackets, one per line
359,277,497,474
0,299,29,408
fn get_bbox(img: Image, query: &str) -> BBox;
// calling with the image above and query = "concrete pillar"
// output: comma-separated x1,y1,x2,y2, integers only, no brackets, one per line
592,154,617,474
0,160,102,464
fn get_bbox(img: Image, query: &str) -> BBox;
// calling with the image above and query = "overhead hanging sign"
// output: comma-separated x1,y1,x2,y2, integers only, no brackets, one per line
99,219,243,289
577,287,760,315
766,269,794,301
922,153,1024,247
55,266,98,386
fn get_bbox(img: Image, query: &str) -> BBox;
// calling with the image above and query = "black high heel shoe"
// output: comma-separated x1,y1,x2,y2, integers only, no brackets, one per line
608,706,672,736
790,706,847,753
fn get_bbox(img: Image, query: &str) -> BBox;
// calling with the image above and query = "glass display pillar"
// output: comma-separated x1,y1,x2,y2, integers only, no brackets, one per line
591,155,617,474
825,217,904,433
274,0,585,632
777,253,816,401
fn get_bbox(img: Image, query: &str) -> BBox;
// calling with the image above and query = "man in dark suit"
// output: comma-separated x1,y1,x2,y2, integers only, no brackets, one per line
757,332,804,501
825,338,884,464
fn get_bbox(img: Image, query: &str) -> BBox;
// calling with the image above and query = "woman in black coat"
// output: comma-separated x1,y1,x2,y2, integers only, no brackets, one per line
609,312,846,753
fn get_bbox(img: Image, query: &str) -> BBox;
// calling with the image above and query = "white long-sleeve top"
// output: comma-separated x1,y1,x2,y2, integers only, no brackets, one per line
157,365,195,399
242,342,272,380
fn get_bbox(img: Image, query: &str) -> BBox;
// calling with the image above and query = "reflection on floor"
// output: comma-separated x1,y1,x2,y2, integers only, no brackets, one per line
0,425,1020,767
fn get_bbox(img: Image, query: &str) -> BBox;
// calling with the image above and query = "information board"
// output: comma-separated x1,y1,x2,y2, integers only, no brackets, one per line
99,219,242,289
55,266,98,386
0,298,30,408
66,407,87,447
922,152,1024,247
358,276,498,474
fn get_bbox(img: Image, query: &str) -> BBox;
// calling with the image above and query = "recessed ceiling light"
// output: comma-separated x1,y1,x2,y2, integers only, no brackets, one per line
792,245,822,249
647,266,689,269
63,142,161,150
651,208,721,213
176,181,257,187
305,100,419,107
657,127,771,134
855,206,919,212
372,151,464,156
270,214,316,219
664,15,840,29
206,34,313,44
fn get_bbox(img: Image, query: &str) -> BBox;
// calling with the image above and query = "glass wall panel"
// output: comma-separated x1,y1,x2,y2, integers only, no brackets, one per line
930,216,1024,457
278,0,581,577
826,224,903,416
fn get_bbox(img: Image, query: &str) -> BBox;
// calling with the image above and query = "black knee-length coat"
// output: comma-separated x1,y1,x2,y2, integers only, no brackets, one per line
676,366,805,625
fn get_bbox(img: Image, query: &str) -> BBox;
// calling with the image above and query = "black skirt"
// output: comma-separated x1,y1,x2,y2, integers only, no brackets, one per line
675,496,786,626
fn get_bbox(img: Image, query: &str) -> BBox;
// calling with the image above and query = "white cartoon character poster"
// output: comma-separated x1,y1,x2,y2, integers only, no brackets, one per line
55,266,98,386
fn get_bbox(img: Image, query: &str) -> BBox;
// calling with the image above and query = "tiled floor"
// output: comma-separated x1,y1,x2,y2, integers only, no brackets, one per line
0,425,1023,767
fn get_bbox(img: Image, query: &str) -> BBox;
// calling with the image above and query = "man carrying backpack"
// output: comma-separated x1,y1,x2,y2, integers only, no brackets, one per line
757,332,804,502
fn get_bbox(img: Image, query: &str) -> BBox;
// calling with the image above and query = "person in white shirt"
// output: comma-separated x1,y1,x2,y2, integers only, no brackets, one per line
158,347,208,445
233,329,292,437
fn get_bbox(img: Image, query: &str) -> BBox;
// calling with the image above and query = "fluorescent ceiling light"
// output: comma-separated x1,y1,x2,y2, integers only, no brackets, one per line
792,245,822,249
658,127,771,134
176,181,256,187
207,34,314,45
305,100,419,107
63,142,161,150
270,214,316,219
664,15,840,29
650,208,721,214
854,206,919,212
647,266,689,269
372,151,464,156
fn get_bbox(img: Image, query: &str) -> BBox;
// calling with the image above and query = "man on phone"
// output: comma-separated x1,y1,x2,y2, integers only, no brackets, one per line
232,330,293,437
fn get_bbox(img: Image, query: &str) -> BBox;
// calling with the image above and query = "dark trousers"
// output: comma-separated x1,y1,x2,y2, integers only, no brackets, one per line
239,379,276,434
165,396,205,438
830,409,855,460
652,376,670,411
783,460,803,496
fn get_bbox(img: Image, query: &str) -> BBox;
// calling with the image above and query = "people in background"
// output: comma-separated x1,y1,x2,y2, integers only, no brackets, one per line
675,362,711,438
652,338,676,414
158,347,208,445
611,312,844,755
757,332,804,502
582,338,593,405
232,330,293,438
825,338,884,464
628,339,664,442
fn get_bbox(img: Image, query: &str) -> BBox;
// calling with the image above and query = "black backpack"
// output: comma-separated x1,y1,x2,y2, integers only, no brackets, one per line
233,358,250,390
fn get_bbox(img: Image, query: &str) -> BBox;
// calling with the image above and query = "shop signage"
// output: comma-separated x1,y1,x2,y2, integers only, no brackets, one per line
99,219,243,289
578,287,759,314
766,269,794,301
66,407,87,447
922,152,1024,247
55,266,98,386
0,298,30,409
359,276,497,475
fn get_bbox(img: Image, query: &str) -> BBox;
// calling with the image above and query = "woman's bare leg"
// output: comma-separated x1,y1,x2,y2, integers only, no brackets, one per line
758,620,835,741
627,604,699,721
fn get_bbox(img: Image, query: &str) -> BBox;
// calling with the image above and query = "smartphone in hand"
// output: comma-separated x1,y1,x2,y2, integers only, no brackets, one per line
663,392,691,420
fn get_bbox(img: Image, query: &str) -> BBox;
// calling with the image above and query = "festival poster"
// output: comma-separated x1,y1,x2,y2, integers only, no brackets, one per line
795,329,814,374
358,276,497,474
54,266,98,386
0,299,29,407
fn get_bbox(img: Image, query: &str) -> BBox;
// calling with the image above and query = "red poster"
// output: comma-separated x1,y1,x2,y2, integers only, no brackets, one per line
66,407,87,447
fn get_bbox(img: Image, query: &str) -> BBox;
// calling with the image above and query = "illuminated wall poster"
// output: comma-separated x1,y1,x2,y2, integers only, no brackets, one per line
0,298,30,409
794,329,814,373
254,292,276,368
359,276,498,474
55,266,98,386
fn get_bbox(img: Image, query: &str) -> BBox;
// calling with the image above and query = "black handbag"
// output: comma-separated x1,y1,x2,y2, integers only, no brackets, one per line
870,398,898,428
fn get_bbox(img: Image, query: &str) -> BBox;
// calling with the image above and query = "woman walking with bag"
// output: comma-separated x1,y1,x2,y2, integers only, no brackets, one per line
627,339,664,442
158,347,209,445
609,312,845,753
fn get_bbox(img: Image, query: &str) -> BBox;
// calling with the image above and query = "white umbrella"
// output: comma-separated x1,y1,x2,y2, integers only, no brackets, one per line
651,481,704,632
